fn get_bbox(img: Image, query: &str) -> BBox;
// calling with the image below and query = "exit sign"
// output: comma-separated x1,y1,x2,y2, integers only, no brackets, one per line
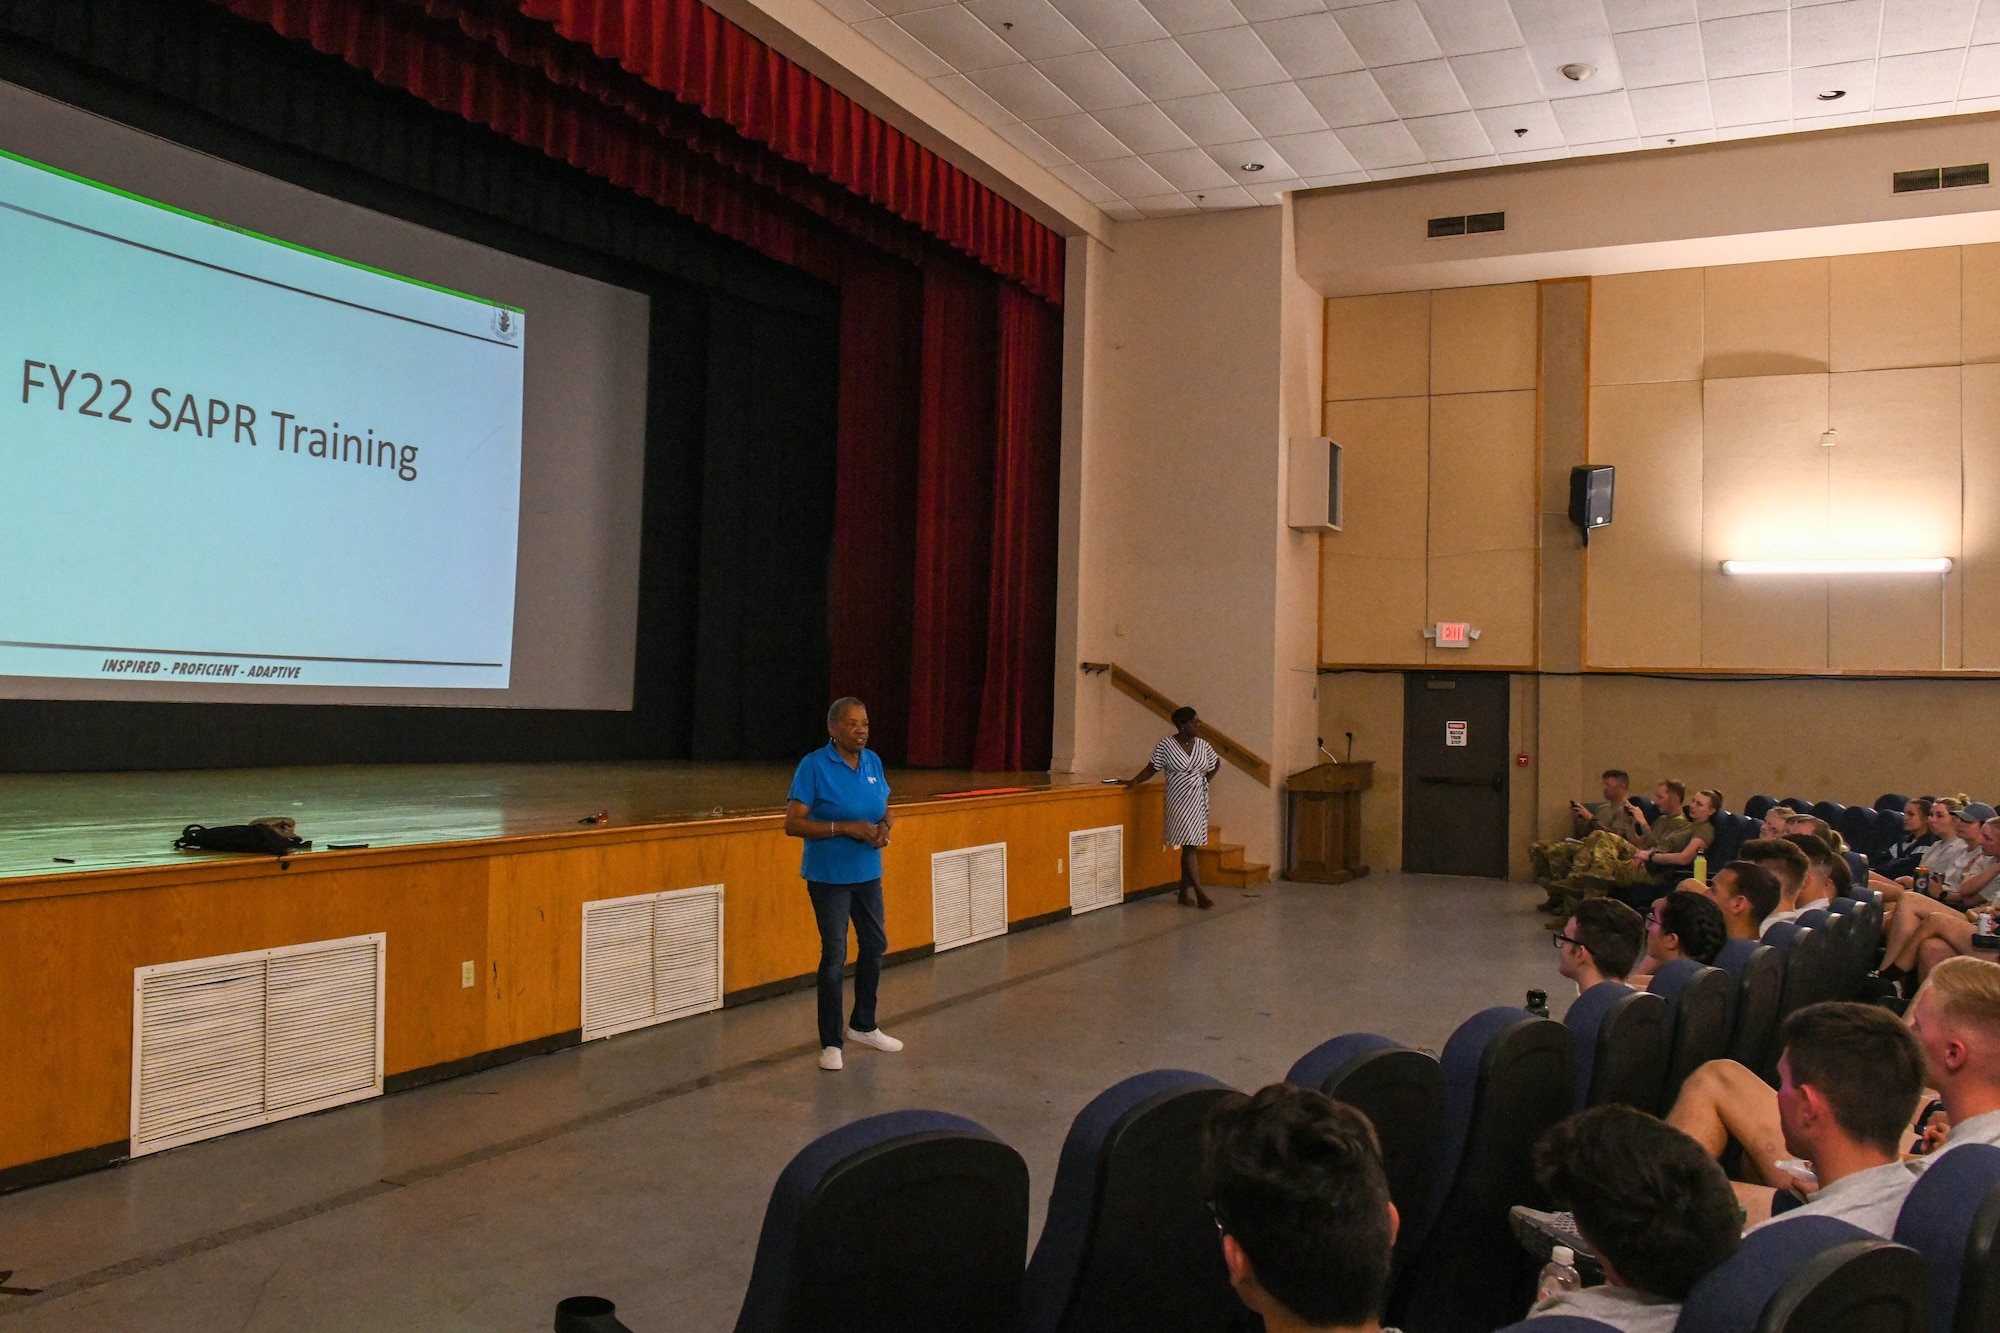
1434,621,1471,648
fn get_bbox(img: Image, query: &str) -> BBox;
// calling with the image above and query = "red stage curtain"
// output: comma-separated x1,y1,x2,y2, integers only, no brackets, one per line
905,253,999,768
973,284,1063,772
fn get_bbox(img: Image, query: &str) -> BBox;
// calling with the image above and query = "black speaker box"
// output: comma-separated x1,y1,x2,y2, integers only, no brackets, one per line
1568,465,1614,544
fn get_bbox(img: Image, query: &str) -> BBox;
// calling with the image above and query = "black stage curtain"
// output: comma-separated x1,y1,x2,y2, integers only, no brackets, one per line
0,0,840,770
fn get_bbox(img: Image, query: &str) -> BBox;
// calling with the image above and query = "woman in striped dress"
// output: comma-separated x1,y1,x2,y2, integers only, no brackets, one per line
1124,705,1221,909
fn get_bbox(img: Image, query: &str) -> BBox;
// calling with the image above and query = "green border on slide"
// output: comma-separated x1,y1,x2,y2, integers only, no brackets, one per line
0,143,527,314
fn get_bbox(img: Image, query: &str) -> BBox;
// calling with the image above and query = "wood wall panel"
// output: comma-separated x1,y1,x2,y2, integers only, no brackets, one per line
1591,269,1703,385
1584,381,1704,667
1325,291,1430,401
1427,389,1537,663
0,787,1175,1176
1963,244,2000,365
1323,557,1430,665
1322,396,1429,665
1962,364,2000,668
1704,258,1829,379
1430,284,1538,395
1829,248,1961,372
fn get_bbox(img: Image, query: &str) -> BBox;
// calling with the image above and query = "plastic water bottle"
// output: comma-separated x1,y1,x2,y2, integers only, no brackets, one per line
1692,853,1708,884
1538,1246,1582,1303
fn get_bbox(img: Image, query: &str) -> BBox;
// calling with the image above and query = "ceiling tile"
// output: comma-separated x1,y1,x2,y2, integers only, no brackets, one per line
967,62,1086,118
1874,49,1965,107
966,0,1095,61
1142,146,1240,188
1202,137,1302,179
1499,144,1574,162
1140,0,1251,36
1367,161,1442,179
1336,118,1428,166
1268,128,1367,173
1707,69,1790,123
1299,68,1400,124
1242,179,1295,204
1432,153,1505,170
1695,0,1782,19
1301,170,1374,187
1615,23,1705,88
1128,191,1202,214
1158,89,1265,141
1030,111,1136,159
1962,43,2000,97
1552,88,1640,141
1527,36,1626,98
1405,109,1495,158
1193,184,1260,206
1976,2,2000,46
1604,0,1697,31
931,73,1019,123
1228,81,1334,135
1451,47,1547,106
1047,0,1171,47
1701,11,1790,78
1880,0,1977,56
1792,60,1876,116
1036,51,1153,108
992,118,1072,166
869,0,952,16
1867,100,1955,123
1104,38,1222,98
897,8,1025,70
1178,26,1292,88
855,17,956,78
1509,0,1612,45
1375,58,1474,115
1640,128,1715,146
1415,0,1523,55
1791,0,1884,69
1474,99,1565,149
1253,14,1369,79
1335,2,1446,66
1095,101,1199,152
1231,0,1325,19
1102,201,1146,221
1083,154,1183,195
1048,161,1124,202
1628,80,1714,133
821,0,884,22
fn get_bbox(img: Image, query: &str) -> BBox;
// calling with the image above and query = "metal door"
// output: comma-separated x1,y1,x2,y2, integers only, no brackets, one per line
1402,673,1510,878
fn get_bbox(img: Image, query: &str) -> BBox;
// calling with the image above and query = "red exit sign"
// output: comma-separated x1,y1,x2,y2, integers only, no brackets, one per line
1434,621,1470,648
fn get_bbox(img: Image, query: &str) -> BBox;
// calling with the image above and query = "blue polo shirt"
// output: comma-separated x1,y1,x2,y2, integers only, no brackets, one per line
788,743,890,883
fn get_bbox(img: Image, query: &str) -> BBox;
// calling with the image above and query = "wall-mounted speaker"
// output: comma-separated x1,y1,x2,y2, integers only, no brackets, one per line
1568,465,1614,544
1288,437,1343,532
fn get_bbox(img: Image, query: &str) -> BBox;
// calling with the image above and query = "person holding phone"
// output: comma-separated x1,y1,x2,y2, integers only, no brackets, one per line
1569,769,1640,842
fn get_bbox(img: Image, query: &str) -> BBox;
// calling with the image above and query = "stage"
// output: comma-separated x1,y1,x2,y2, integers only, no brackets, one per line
0,760,1179,1192
0,761,1081,880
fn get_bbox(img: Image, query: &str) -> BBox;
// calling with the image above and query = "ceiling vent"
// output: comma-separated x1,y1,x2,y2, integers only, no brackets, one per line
1427,211,1505,238
1893,163,1990,193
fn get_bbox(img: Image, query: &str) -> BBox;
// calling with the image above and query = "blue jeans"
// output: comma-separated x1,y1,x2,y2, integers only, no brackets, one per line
807,878,886,1049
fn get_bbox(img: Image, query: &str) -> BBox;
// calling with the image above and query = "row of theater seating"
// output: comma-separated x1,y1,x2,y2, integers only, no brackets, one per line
1741,793,1992,867
554,974,1999,1332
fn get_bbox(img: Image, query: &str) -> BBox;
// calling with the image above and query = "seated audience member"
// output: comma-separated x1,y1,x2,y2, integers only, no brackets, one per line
1779,833,1837,915
1557,898,1646,994
1897,797,1975,894
1738,837,1810,935
1203,1084,1397,1333
1529,1106,1741,1332
1626,784,1716,907
1570,768,1641,841
1647,890,1728,970
1700,861,1781,940
1880,797,1937,878
1881,812,2000,990
1758,806,1798,840
1666,1003,1926,1234
1906,957,2000,1163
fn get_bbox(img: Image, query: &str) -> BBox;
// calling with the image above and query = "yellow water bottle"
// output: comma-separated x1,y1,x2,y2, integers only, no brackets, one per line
1693,853,1708,884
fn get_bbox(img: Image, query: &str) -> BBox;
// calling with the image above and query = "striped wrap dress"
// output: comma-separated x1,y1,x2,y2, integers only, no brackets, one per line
1153,735,1220,848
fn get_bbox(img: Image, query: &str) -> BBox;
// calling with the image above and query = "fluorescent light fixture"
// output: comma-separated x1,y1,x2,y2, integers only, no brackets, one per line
1720,558,1952,576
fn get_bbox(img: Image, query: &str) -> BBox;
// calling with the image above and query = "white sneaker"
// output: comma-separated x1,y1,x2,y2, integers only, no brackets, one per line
818,1046,843,1071
845,1026,903,1053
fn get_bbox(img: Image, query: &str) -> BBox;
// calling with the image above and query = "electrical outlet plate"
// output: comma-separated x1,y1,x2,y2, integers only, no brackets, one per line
461,960,475,988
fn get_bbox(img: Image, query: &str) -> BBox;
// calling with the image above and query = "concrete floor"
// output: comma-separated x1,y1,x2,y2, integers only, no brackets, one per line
0,873,1560,1331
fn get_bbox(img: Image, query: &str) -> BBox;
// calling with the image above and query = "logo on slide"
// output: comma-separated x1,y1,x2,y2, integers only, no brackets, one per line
491,307,520,342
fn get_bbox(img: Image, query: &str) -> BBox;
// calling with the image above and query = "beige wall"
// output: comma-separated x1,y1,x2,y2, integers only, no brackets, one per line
1587,246,2000,672
1316,672,1404,872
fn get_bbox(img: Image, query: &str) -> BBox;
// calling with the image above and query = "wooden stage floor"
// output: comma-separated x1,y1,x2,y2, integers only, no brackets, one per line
0,761,1082,880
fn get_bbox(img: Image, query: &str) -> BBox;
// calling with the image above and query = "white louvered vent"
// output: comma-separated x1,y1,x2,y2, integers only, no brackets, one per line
582,884,724,1041
933,843,1008,952
1069,825,1125,915
132,934,384,1157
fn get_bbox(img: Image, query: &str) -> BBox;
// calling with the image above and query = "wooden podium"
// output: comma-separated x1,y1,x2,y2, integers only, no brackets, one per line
1285,760,1373,884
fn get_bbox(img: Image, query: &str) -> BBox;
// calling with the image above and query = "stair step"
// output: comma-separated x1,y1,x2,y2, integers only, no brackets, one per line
1212,862,1271,887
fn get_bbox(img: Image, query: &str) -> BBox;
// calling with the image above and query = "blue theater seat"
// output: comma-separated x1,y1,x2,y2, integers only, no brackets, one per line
1562,981,1670,1113
1714,937,1784,1080
1386,1007,1573,1333
733,1110,1030,1333
1648,959,1735,1114
1782,797,1815,818
1285,1033,1443,1273
1746,794,1777,821
1893,1143,2000,1333
1877,794,1912,815
1018,1070,1238,1333
1679,1215,1922,1333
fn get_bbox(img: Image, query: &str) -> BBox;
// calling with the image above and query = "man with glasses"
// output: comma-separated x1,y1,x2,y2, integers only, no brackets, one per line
1555,898,1645,995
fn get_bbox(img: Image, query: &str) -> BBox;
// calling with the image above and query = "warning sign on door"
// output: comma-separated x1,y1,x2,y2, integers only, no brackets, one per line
1445,721,1468,747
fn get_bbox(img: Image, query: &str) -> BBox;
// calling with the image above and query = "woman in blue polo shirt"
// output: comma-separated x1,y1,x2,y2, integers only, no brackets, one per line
785,696,904,1072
